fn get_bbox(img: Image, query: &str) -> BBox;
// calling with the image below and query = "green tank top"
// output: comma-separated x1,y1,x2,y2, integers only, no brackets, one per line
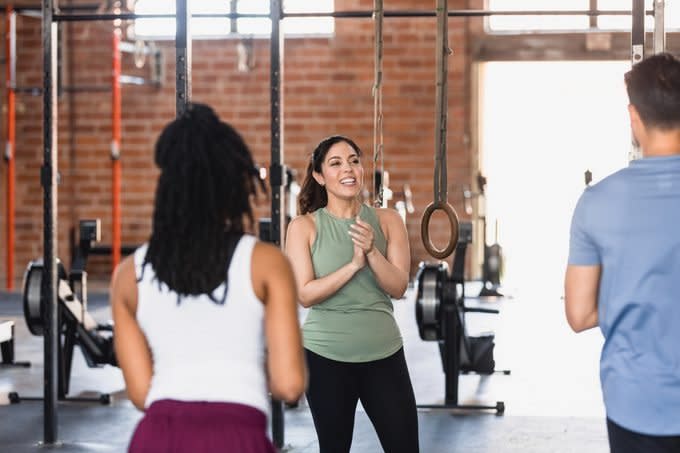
302,203,403,362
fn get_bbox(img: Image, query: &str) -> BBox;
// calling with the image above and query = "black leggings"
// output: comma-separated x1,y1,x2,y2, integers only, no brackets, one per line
607,418,680,453
305,348,419,453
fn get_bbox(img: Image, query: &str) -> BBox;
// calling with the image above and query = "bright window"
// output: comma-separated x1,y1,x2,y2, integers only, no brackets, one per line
597,0,679,31
487,0,590,32
487,0,679,32
480,61,629,289
133,0,334,39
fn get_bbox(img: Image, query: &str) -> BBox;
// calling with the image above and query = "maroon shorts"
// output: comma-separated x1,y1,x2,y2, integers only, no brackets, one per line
128,399,275,453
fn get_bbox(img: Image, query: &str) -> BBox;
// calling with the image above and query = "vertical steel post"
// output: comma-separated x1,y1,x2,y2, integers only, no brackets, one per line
5,7,16,290
631,0,645,65
270,0,285,250
653,0,665,54
112,29,122,271
230,0,238,34
629,0,645,162
270,0,286,449
588,0,597,29
176,0,191,116
41,0,59,444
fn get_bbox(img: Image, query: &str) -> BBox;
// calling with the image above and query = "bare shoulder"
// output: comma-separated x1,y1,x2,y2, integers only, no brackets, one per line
253,240,288,265
374,207,406,238
286,213,317,247
287,213,316,235
111,254,137,312
375,207,403,224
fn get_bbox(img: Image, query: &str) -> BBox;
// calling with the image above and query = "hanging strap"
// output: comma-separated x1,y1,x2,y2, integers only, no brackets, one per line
433,0,448,207
372,0,385,208
421,0,459,260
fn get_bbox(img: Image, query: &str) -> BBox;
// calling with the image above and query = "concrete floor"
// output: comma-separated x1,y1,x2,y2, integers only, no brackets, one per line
0,277,610,452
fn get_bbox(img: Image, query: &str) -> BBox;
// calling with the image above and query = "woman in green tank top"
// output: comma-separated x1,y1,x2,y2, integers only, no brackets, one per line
286,135,419,453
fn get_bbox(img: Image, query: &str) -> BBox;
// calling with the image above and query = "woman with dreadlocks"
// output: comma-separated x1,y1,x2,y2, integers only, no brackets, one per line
110,103,306,453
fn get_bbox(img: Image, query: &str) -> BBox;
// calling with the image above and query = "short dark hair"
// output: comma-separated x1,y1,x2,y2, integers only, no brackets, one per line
625,52,680,129
297,135,362,215
144,103,264,300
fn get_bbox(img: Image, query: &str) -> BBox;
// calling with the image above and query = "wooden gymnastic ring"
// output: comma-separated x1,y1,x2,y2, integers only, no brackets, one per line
420,202,459,260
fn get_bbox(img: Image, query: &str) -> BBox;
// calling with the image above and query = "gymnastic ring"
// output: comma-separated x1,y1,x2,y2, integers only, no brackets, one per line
420,202,459,260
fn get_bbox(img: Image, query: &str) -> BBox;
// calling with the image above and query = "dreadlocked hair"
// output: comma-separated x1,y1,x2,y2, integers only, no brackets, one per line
143,103,264,300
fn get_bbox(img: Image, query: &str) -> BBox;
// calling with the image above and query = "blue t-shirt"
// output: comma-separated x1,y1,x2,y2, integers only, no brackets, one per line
568,155,680,436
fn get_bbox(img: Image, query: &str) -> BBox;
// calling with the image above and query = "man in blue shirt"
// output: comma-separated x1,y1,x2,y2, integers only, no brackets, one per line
565,53,680,453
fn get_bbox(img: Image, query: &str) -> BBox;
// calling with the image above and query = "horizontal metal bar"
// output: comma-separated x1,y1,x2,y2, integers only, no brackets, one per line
17,81,159,92
13,4,100,12
474,31,680,62
13,85,114,94
284,9,655,18
416,403,500,410
13,86,43,95
53,12,270,22
35,8,658,23
15,81,161,92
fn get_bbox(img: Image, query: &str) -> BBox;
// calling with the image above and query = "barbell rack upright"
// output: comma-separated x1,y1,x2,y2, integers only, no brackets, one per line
175,0,191,116
270,0,286,449
41,0,59,445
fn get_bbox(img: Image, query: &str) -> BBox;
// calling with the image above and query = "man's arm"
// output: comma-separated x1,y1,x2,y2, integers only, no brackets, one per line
564,264,601,332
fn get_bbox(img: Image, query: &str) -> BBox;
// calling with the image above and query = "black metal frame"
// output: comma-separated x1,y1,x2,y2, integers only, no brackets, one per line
6,26,162,95
13,260,116,406
415,234,506,414
632,0,646,64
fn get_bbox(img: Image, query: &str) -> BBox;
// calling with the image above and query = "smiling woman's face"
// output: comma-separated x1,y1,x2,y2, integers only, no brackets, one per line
313,140,364,200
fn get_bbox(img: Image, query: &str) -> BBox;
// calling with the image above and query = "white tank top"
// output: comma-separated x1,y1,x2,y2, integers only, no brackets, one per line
134,235,269,416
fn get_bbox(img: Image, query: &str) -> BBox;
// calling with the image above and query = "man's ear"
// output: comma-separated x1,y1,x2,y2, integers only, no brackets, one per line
628,104,645,146
628,104,642,128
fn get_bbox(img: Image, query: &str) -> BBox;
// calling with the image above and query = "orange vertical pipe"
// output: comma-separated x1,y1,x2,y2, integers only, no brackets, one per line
111,29,122,271
5,6,16,290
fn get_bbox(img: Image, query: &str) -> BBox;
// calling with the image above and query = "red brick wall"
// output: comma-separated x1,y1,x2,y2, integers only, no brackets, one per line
1,0,477,288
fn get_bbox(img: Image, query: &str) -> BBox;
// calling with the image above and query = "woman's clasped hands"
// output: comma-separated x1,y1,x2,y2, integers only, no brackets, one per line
349,215,378,270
